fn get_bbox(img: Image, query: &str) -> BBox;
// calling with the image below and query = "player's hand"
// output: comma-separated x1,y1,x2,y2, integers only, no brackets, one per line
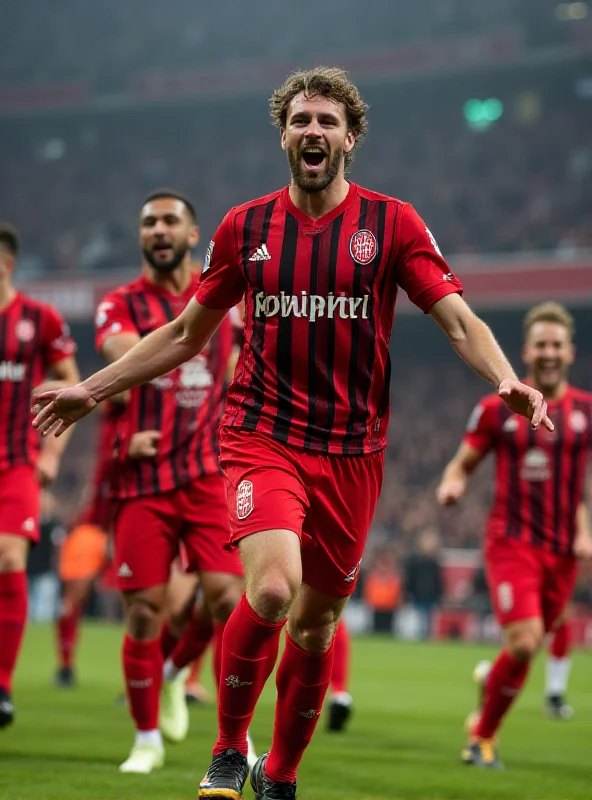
436,477,466,506
35,450,60,487
128,430,162,459
573,533,592,560
498,379,553,432
31,384,98,437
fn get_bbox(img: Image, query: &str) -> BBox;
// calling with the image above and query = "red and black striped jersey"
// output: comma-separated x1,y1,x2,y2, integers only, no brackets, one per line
464,386,592,556
0,292,75,472
196,183,462,455
77,401,125,529
95,274,232,499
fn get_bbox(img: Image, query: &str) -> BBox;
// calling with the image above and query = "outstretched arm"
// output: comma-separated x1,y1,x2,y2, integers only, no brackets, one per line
429,293,552,431
32,299,227,436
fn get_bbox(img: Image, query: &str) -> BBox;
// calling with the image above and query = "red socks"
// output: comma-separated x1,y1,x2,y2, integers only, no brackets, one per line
550,621,571,659
0,571,27,692
266,634,335,784
331,619,350,694
122,635,163,731
212,621,224,690
170,607,214,671
475,650,530,739
159,624,179,661
214,594,285,755
56,606,80,670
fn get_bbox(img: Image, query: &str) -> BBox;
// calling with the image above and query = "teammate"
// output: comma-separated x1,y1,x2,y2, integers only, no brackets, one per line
0,223,79,727
437,302,592,768
32,68,551,799
69,190,244,773
544,616,573,718
54,400,124,686
326,619,352,732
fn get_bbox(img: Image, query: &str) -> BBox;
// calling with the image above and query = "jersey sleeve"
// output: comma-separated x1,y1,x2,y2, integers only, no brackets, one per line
41,305,77,366
95,291,138,351
195,211,247,310
463,399,498,455
395,203,463,313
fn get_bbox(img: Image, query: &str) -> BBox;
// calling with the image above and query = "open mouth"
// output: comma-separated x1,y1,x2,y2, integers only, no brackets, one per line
301,147,327,170
153,243,173,257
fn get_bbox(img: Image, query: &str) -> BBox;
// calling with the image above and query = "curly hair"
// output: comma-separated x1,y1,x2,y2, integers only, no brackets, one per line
269,66,369,169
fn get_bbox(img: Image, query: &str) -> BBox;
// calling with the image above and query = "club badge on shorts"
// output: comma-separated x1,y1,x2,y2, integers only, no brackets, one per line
349,229,378,265
236,479,254,520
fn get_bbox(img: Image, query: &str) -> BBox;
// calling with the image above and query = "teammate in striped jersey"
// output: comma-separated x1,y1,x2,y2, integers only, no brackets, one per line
437,302,592,768
91,190,244,774
33,68,551,799
0,223,79,728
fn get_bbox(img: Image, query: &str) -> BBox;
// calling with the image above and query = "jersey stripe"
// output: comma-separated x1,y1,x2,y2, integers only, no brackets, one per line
503,406,522,540
304,235,321,449
552,404,565,554
241,200,276,430
272,212,299,443
342,198,368,453
323,215,343,451
527,427,545,548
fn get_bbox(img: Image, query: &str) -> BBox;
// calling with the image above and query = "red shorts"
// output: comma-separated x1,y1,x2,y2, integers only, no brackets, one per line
113,474,243,591
0,465,40,542
485,537,577,631
220,428,384,598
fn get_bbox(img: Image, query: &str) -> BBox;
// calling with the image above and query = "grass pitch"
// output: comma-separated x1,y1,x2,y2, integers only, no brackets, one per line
1,623,591,800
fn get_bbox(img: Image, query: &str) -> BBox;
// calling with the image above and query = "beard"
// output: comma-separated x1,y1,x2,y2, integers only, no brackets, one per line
287,147,343,193
142,244,188,273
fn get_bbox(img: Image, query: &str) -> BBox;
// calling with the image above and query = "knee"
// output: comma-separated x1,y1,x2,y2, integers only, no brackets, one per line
290,613,339,654
126,597,163,640
209,587,241,623
0,549,26,573
506,628,543,661
247,573,299,623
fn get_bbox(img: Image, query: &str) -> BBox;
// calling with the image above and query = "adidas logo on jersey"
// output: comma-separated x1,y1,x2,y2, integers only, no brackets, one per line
117,562,133,578
248,244,272,262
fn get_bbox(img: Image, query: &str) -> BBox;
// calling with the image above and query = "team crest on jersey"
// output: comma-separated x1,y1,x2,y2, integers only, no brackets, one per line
236,479,253,520
15,318,35,343
349,229,378,265
503,416,519,432
569,409,588,433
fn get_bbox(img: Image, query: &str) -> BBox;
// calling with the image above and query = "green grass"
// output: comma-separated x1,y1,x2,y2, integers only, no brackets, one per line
1,624,592,800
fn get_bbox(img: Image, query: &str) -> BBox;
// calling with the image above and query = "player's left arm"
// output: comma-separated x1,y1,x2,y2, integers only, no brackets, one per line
393,203,551,431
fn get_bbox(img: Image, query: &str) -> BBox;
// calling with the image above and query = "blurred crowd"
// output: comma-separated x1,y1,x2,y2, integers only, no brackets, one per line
3,86,592,278
0,0,570,89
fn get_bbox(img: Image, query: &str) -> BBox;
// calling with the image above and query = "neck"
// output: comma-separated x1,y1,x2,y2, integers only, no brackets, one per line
0,279,15,311
288,174,349,220
142,257,194,295
530,377,568,401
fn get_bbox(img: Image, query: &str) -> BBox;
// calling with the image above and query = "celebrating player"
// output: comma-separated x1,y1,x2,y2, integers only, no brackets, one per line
437,302,592,768
0,223,79,727
32,68,551,799
75,191,244,773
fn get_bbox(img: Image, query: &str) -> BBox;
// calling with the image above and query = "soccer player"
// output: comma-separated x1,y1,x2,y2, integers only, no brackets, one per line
326,619,353,732
84,190,244,773
0,223,79,727
437,302,592,768
545,616,573,718
54,400,124,687
32,68,551,799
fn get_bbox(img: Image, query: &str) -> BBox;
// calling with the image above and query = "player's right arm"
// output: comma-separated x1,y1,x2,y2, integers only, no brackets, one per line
435,400,495,506
32,212,246,437
436,442,487,506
